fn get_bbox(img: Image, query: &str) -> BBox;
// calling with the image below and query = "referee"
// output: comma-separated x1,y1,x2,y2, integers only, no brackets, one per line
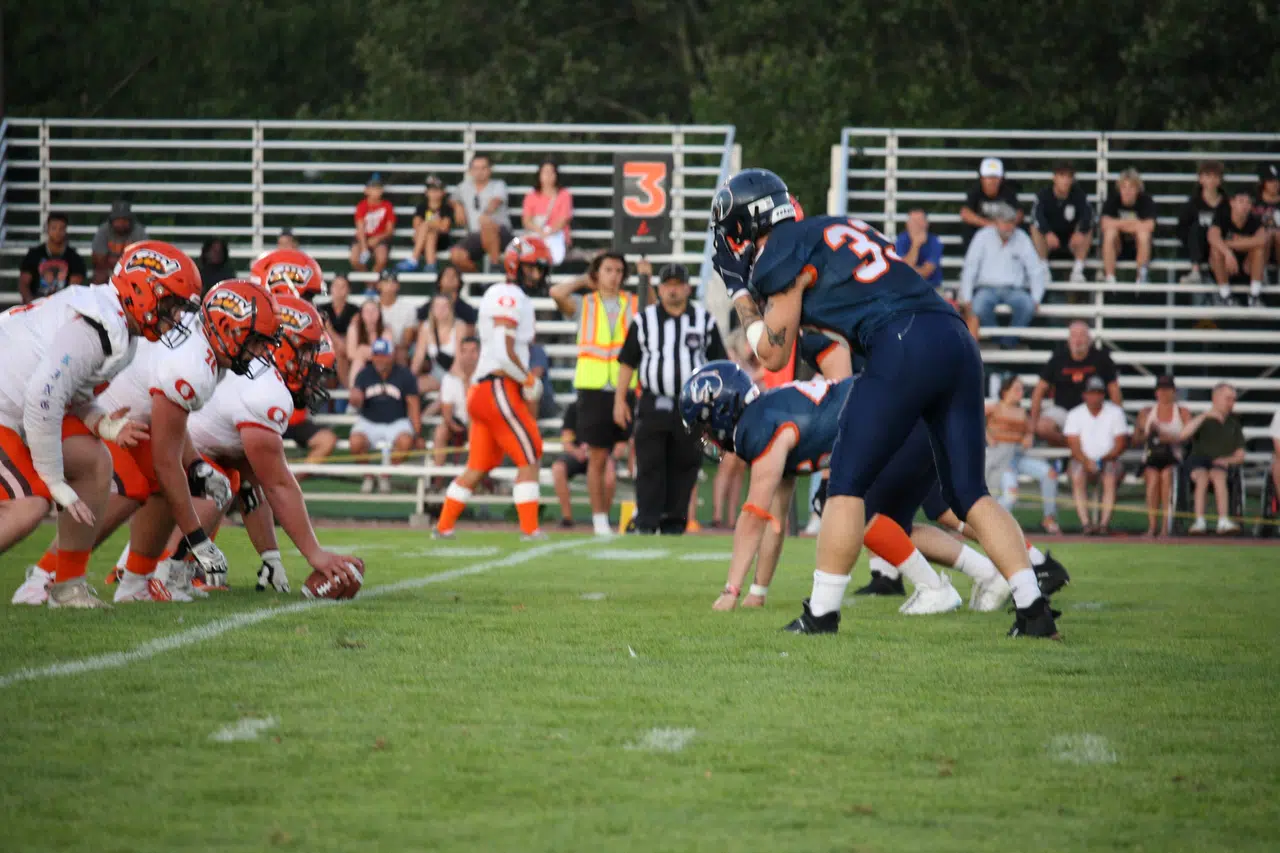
614,263,727,534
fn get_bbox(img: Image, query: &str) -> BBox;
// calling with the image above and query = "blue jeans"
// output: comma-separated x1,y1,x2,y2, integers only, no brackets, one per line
972,286,1036,348
1003,450,1058,519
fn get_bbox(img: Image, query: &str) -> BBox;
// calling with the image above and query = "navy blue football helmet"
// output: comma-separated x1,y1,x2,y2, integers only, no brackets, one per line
709,168,796,249
679,360,760,458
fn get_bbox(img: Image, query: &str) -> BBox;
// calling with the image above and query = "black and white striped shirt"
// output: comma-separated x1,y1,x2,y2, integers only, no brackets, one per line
618,302,728,399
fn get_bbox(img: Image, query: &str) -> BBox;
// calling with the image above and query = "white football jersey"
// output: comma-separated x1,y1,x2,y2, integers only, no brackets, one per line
98,319,224,425
188,368,294,459
0,285,136,432
474,283,535,380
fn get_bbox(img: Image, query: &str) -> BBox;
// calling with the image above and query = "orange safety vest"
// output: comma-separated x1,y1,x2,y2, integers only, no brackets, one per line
574,291,638,389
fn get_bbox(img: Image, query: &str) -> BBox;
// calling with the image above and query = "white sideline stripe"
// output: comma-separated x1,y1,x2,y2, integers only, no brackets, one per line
677,552,733,562
0,539,587,690
210,716,278,743
625,727,697,753
590,548,669,560
1047,733,1118,765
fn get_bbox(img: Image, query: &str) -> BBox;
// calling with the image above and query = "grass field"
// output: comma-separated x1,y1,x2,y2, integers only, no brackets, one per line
1,528,1278,852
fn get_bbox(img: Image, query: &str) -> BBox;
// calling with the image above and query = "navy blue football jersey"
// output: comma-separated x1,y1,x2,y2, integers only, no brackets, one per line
732,377,850,474
750,216,953,352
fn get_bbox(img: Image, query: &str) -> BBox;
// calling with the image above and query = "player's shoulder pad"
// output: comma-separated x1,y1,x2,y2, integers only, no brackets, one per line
69,285,133,356
154,328,219,412
751,218,828,297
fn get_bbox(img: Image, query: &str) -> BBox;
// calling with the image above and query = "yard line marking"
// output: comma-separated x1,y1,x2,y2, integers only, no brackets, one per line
0,539,587,690
210,716,278,742
625,728,697,753
677,552,732,562
589,548,669,560
1047,734,1118,765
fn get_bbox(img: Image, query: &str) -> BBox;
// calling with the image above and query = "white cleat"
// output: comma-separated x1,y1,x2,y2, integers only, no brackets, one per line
803,515,822,536
113,572,186,603
520,529,548,542
968,575,1012,612
431,526,456,540
12,566,53,606
899,576,963,615
47,578,112,610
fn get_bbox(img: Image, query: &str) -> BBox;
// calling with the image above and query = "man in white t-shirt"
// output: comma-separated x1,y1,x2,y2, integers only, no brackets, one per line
375,271,418,359
432,335,479,459
1064,375,1129,533
448,155,513,273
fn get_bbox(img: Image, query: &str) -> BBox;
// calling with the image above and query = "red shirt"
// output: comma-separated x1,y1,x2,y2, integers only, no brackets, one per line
355,199,396,239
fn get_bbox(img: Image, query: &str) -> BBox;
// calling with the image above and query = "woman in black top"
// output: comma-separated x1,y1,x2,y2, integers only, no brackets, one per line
320,275,359,383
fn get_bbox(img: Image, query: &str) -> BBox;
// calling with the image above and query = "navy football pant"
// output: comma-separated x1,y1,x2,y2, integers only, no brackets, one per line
828,311,989,519
862,420,937,534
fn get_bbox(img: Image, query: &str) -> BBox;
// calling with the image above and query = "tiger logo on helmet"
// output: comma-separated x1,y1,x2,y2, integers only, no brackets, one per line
201,279,281,377
272,294,332,411
250,249,326,301
502,236,552,290
110,240,203,346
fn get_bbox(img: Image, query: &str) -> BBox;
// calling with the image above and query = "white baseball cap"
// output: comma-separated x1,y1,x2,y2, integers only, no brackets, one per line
979,157,1004,178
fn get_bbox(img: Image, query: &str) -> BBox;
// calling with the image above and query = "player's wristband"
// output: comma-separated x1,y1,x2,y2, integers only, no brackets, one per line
745,320,766,357
184,528,209,548
731,288,755,305
48,481,81,510
749,584,769,598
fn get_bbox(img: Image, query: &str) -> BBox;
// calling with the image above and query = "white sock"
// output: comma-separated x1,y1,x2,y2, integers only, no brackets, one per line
115,544,131,570
445,481,473,503
809,570,851,617
952,545,1000,583
1251,280,1263,296
592,512,610,533
869,555,901,580
1008,568,1041,609
897,550,945,590
1220,284,1232,299
1027,544,1046,566
1071,259,1084,275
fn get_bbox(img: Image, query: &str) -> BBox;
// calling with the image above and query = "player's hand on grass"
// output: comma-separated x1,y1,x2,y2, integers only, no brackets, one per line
185,530,229,587
256,550,290,593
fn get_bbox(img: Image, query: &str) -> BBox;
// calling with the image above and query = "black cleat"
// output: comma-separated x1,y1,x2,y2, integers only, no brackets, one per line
853,571,905,596
1035,551,1071,597
1008,597,1062,640
782,599,840,634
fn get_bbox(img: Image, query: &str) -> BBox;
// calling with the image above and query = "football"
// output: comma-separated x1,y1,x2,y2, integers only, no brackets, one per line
301,564,364,600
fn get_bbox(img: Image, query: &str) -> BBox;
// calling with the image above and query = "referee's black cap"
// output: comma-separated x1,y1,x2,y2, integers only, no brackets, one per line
657,263,689,284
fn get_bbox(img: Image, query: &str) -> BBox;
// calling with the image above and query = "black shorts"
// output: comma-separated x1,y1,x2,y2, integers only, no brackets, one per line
458,226,514,264
555,454,589,479
1228,250,1252,284
575,389,631,449
1117,235,1138,262
284,418,323,447
1186,455,1231,473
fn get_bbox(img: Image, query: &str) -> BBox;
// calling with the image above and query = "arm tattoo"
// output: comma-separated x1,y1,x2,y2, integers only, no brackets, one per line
765,324,787,347
733,298,763,328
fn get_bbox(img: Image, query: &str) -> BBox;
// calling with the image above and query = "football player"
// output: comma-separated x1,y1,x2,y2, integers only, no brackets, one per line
710,168,1059,638
434,237,549,540
1,241,200,608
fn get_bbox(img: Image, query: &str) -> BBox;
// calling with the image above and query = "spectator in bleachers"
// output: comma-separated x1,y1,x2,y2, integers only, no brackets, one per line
1181,382,1245,534
551,402,618,530
449,155,513,273
410,295,460,395
349,338,421,494
277,227,299,251
528,342,558,420
417,265,478,336
375,270,418,358
431,335,479,472
1029,320,1123,447
346,297,394,383
958,202,1045,349
1175,160,1225,286
349,173,396,274
18,213,85,302
1253,164,1280,270
985,375,1061,534
1065,375,1129,534
397,175,454,274
1133,375,1191,537
1100,168,1156,284
1208,190,1268,307
551,252,636,537
959,157,1022,248
893,208,943,288
1030,161,1094,284
319,275,358,385
90,198,146,283
197,238,235,291
522,159,574,267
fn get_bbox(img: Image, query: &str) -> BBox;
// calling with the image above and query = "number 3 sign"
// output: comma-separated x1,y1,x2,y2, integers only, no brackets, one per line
613,153,673,255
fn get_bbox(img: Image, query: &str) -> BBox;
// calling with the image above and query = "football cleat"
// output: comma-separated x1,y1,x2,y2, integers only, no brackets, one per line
431,526,456,540
899,577,962,615
1007,597,1061,639
853,571,905,597
47,578,112,610
968,575,1011,612
104,566,124,585
12,566,53,606
520,530,549,542
782,599,840,634
1035,551,1071,597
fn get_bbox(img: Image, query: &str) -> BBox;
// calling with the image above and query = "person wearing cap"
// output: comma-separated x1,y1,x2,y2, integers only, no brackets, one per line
1030,161,1094,284
348,336,421,495
90,198,147,283
1179,382,1245,535
614,263,728,535
397,175,454,273
1175,161,1226,286
959,157,1022,248
1100,168,1157,284
276,227,299,251
1208,188,1269,307
1133,375,1192,537
349,173,397,274
958,202,1045,349
1064,374,1129,534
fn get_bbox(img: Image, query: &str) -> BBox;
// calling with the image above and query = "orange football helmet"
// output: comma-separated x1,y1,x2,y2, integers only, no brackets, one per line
110,241,203,345
272,295,331,410
502,236,551,288
250,249,326,301
201,279,281,377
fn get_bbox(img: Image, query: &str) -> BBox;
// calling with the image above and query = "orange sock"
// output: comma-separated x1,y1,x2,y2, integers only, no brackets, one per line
55,549,92,583
124,550,161,577
513,482,540,535
37,548,59,573
436,481,471,532
864,514,915,566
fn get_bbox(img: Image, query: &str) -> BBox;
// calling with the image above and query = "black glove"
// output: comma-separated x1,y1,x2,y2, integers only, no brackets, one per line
237,481,263,515
811,478,829,518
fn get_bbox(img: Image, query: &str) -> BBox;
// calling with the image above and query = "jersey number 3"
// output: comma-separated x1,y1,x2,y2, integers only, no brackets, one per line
822,219,901,284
